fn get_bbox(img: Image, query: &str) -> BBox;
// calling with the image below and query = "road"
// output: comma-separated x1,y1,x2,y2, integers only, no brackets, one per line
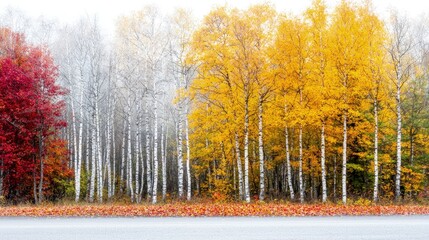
0,215,428,240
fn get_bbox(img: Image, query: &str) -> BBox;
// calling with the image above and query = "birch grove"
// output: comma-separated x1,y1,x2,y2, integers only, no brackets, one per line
1,1,428,205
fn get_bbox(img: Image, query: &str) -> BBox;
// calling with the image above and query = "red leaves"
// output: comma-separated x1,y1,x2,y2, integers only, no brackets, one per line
0,27,66,202
0,203,428,217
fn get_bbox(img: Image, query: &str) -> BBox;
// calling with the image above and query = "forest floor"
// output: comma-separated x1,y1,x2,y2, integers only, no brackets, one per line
1,202,429,217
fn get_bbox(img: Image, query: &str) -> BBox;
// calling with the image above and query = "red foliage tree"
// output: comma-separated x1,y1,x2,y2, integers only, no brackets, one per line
0,27,67,203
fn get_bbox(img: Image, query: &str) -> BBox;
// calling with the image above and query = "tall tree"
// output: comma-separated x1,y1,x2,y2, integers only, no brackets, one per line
305,0,330,203
276,16,311,203
0,28,66,203
387,12,414,202
329,1,373,204
171,8,196,200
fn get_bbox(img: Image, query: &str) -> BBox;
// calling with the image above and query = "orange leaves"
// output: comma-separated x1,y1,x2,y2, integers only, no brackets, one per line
0,203,428,217
43,139,73,201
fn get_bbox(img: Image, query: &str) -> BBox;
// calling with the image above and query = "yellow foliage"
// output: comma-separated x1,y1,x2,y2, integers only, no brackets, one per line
182,0,429,201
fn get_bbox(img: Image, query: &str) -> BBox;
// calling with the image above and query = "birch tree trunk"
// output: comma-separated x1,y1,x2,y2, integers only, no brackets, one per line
120,119,126,193
395,80,402,202
161,124,167,201
342,113,348,204
139,115,144,198
284,102,295,201
76,86,84,202
234,133,243,200
177,107,184,198
152,97,159,204
111,111,116,198
71,100,80,202
89,107,96,203
105,99,112,200
85,119,90,200
127,101,134,202
321,121,327,203
298,124,304,203
145,100,152,199
135,116,140,203
95,92,103,203
388,13,411,203
285,126,295,200
373,100,379,202
243,99,250,203
70,107,77,170
258,97,265,201
185,116,191,201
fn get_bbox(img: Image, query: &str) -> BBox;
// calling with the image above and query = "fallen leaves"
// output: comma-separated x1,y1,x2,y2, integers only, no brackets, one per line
0,203,428,217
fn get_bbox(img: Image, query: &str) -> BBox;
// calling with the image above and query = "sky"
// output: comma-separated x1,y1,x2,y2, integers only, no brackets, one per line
1,0,428,35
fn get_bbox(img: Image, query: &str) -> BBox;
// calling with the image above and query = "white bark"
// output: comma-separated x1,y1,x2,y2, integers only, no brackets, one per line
258,98,265,201
235,133,243,200
68,43,81,202
395,80,402,202
71,99,81,203
285,126,294,200
177,107,184,198
185,116,191,201
127,101,134,201
76,87,84,201
135,115,141,203
321,121,327,203
373,100,379,202
138,115,144,198
161,124,167,201
388,13,411,202
120,118,126,192
71,100,77,190
152,97,159,204
95,92,103,203
85,118,90,199
106,98,112,200
243,99,250,203
342,113,347,205
111,111,116,198
145,100,152,199
89,108,96,203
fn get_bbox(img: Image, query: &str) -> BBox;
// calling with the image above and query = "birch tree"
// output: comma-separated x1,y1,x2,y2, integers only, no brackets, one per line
305,0,329,203
171,9,196,200
360,5,386,203
276,16,311,203
387,12,414,202
329,1,371,204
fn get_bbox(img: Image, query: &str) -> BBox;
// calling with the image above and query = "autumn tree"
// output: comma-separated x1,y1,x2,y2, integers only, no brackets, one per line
0,28,66,203
170,8,197,201
328,1,376,204
387,12,415,202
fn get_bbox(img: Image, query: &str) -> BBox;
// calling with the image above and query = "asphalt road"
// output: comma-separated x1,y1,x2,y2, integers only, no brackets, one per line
0,215,428,240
